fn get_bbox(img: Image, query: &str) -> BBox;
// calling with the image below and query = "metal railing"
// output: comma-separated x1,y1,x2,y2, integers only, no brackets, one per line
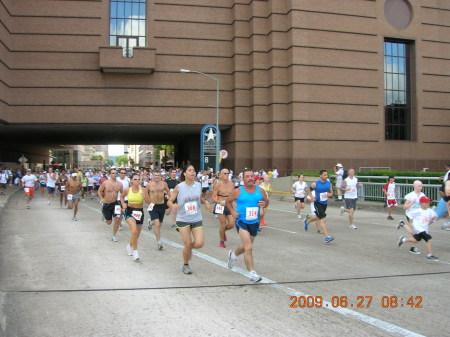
331,176,442,204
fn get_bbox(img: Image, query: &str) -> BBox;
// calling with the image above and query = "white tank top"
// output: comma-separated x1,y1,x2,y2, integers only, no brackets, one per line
46,173,57,188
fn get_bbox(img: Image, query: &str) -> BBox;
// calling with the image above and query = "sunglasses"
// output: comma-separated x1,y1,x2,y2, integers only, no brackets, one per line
132,178,140,181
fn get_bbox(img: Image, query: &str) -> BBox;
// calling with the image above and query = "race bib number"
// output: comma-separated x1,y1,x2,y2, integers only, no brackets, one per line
143,182,148,187
24,187,30,193
132,210,142,221
67,194,73,201
184,202,198,215
82,182,87,187
60,186,65,191
245,207,258,221
388,192,395,199
319,192,328,202
148,203,154,211
114,205,121,215
215,204,224,214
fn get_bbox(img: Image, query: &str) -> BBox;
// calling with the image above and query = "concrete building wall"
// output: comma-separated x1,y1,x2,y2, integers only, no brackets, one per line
0,0,448,174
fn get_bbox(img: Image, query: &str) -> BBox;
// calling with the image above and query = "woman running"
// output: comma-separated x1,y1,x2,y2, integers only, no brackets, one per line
167,165,212,274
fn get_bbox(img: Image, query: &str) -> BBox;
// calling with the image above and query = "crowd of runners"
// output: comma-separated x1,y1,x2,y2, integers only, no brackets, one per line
13,162,450,282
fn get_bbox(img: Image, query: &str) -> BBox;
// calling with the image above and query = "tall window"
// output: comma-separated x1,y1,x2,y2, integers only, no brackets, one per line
384,39,413,140
110,0,146,57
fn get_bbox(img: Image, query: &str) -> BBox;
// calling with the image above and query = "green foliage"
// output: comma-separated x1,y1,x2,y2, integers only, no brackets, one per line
104,159,114,167
116,155,128,167
153,145,174,160
90,155,103,160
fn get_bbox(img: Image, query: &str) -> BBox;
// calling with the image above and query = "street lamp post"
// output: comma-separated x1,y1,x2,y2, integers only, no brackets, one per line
180,68,220,173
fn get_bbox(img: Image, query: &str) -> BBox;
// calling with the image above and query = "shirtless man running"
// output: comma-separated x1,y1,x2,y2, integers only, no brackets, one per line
66,173,83,221
146,171,170,250
97,169,123,242
212,168,236,248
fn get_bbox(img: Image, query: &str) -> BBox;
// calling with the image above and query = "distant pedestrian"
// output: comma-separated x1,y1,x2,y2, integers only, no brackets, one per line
383,176,398,220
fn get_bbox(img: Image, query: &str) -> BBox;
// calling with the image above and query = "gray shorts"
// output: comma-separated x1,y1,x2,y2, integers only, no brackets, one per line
344,198,357,210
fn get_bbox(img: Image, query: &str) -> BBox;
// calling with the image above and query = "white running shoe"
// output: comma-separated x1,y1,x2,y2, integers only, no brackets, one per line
132,250,139,261
227,250,237,269
349,224,357,229
297,214,302,219
126,244,133,256
157,242,163,250
73,216,78,221
249,271,262,283
441,221,450,230
112,236,118,242
340,206,345,216
118,225,123,231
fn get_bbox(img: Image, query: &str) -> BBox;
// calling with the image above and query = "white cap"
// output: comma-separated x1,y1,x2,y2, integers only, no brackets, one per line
336,163,343,168
71,173,77,177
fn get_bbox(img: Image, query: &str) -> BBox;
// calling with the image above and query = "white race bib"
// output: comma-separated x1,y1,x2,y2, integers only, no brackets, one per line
67,194,73,201
24,187,30,193
388,192,395,199
114,205,122,215
245,207,258,221
148,203,154,211
60,185,65,191
215,204,224,214
132,210,142,220
319,192,328,202
184,201,198,215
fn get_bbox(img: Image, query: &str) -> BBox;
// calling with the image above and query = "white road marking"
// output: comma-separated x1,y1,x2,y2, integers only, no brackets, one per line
81,203,429,336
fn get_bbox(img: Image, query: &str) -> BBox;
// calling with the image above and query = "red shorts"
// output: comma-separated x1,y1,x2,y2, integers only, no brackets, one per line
386,199,397,207
24,187,35,197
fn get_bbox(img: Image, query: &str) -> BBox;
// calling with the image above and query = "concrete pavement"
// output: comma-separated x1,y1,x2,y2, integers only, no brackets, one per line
1,187,449,336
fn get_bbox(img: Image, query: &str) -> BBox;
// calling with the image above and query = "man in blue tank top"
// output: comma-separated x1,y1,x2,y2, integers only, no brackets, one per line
304,170,335,243
226,168,269,283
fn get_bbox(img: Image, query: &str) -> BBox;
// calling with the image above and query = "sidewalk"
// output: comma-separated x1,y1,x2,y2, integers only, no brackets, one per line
0,185,19,337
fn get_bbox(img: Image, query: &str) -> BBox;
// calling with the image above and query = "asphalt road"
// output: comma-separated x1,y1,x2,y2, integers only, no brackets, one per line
1,189,449,337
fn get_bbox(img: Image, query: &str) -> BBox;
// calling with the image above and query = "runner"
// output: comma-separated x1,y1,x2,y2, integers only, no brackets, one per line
437,179,450,230
398,196,439,261
21,169,37,209
97,169,123,242
0,169,7,195
146,171,169,250
165,168,180,230
383,176,398,220
397,180,424,254
211,168,235,248
120,173,150,261
56,170,68,208
45,168,57,205
339,168,363,229
334,163,344,201
259,175,272,226
80,174,88,202
304,170,334,243
226,168,269,283
38,171,46,197
87,174,95,199
291,174,307,219
65,173,83,221
117,169,130,231
167,165,212,274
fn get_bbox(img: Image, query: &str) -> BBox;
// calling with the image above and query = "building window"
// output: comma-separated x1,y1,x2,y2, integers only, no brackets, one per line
384,39,413,140
110,0,146,58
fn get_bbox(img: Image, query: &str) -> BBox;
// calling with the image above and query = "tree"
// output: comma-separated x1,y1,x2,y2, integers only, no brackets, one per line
104,159,114,168
153,145,174,160
90,155,104,160
116,155,128,167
